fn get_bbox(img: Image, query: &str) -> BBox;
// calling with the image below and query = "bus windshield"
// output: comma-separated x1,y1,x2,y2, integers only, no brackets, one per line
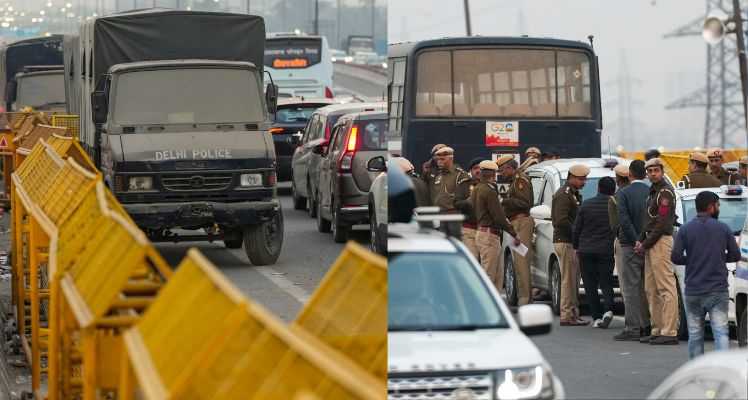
415,48,592,118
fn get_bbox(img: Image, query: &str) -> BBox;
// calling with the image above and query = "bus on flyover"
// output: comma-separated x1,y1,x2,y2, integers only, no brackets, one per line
387,36,603,169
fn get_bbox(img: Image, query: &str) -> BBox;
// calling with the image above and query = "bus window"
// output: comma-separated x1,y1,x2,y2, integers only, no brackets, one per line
388,57,406,136
557,51,591,118
415,51,452,117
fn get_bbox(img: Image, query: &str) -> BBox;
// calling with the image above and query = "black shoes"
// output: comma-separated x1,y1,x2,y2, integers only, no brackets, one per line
649,336,678,345
614,330,641,341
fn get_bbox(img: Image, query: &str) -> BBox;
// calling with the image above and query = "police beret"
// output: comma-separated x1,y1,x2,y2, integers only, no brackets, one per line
740,156,748,167
644,157,664,169
525,147,541,156
706,148,723,158
613,164,629,177
393,157,414,173
431,143,447,155
468,157,484,169
434,146,454,156
688,152,708,164
479,160,498,171
495,154,514,168
568,164,590,177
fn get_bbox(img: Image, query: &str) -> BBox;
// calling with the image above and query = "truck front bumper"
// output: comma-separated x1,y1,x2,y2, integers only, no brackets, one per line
123,199,280,230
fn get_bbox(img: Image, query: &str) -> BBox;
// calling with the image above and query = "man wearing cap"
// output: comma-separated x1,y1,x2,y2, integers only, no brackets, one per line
455,157,484,259
644,149,661,162
422,143,447,178
707,148,731,185
635,158,679,345
733,157,748,186
424,146,470,212
552,164,590,326
519,147,542,172
473,160,519,292
681,152,721,188
395,157,429,207
498,156,535,305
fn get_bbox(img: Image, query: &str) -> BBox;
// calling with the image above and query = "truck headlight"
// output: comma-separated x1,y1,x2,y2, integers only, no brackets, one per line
128,176,153,191
240,173,263,187
496,366,554,400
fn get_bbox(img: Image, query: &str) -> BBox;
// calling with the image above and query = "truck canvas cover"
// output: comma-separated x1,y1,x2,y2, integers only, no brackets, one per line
0,35,64,104
91,9,265,80
63,34,80,115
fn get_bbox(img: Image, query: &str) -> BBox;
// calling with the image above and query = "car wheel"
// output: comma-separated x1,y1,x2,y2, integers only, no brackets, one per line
307,180,317,218
676,279,688,340
504,251,518,306
739,308,747,348
550,258,561,316
291,179,306,210
244,211,284,266
331,203,349,243
316,193,331,233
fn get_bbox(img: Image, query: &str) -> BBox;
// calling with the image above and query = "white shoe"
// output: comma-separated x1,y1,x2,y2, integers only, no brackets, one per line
601,311,614,329
592,319,603,328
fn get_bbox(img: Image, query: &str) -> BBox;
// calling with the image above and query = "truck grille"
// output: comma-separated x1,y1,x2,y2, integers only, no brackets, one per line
161,173,233,192
388,372,493,400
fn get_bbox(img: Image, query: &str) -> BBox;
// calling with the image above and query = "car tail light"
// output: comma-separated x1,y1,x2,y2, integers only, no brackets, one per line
267,171,277,187
338,125,360,172
269,127,284,134
325,86,334,98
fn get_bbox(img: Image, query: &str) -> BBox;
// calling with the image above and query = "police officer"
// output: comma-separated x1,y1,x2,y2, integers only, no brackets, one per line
422,143,447,178
707,148,731,185
635,158,679,345
498,155,535,305
394,157,429,207
473,160,519,292
681,152,721,188
455,157,484,259
552,164,590,326
424,146,470,212
733,156,748,186
519,146,542,172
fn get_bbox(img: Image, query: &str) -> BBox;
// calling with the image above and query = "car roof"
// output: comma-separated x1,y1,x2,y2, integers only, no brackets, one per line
527,158,617,178
314,102,385,117
388,223,460,253
277,98,336,107
337,111,387,122
675,186,748,201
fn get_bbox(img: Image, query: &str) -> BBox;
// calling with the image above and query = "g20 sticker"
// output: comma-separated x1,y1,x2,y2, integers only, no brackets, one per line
486,121,519,147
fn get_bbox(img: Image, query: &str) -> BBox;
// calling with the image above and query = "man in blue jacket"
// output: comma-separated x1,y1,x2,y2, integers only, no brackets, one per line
613,160,651,341
671,191,741,359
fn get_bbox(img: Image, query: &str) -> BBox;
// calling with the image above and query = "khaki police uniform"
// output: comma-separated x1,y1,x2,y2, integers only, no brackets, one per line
425,148,470,212
728,157,746,185
455,176,480,259
551,164,589,323
640,158,679,338
681,152,722,188
473,161,517,292
499,156,535,305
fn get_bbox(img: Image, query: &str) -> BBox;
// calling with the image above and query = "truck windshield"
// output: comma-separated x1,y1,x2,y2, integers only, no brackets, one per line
112,68,264,126
16,72,65,109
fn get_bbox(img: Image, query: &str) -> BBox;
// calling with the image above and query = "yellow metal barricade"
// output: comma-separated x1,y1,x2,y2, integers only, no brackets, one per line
50,114,80,140
293,242,387,381
660,153,690,184
119,248,384,400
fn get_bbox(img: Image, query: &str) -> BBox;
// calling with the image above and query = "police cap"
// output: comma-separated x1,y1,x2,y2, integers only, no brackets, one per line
688,152,708,164
525,147,541,156
569,164,590,177
479,160,498,171
431,144,447,155
644,157,664,169
434,146,454,156
495,155,514,168
394,157,414,173
613,164,629,177
706,148,723,158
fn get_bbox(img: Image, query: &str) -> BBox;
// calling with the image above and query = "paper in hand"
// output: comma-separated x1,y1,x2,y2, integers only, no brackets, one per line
510,241,529,257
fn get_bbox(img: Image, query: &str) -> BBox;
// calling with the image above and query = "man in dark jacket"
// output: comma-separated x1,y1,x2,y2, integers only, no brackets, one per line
614,160,652,341
455,157,484,259
573,177,617,328
671,191,741,359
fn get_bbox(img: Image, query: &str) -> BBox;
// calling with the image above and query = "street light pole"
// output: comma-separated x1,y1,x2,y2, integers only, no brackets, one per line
463,0,472,36
732,0,748,134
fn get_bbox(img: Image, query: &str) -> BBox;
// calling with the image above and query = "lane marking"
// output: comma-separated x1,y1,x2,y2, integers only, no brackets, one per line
255,266,311,304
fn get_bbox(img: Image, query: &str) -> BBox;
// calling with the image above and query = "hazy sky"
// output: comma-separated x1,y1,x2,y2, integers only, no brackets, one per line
389,0,747,151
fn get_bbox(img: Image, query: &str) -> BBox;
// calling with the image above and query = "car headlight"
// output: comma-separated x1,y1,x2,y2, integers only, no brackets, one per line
128,176,153,191
496,366,554,400
240,173,263,187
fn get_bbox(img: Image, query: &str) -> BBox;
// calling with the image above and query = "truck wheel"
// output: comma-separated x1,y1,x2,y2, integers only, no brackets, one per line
331,204,348,243
316,194,331,233
307,180,317,218
739,308,747,348
244,212,284,266
292,179,306,211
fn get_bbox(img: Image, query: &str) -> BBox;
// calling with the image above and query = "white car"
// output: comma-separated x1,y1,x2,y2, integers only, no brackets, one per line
502,158,620,312
388,216,564,400
672,185,748,339
648,349,748,399
736,215,748,347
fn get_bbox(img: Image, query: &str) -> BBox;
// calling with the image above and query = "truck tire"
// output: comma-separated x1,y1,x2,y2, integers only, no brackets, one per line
292,179,306,211
244,212,284,266
739,308,747,348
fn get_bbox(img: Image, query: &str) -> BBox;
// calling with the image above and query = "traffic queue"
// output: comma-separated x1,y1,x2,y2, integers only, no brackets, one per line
390,144,748,355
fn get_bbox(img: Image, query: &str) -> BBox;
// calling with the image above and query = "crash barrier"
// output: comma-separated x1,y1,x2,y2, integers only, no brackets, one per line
50,115,80,140
293,242,387,380
6,112,386,398
118,248,384,399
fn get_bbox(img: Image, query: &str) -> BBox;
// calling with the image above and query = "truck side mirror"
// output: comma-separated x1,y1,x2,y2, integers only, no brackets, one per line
91,91,108,125
265,83,279,115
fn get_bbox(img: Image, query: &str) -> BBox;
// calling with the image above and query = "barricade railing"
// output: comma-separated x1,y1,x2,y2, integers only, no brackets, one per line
50,115,80,140
293,242,387,380
5,111,386,399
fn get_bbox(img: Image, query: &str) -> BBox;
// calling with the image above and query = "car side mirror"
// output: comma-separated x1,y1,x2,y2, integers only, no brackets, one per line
530,204,552,221
265,83,279,114
91,90,108,125
367,156,386,172
518,304,553,336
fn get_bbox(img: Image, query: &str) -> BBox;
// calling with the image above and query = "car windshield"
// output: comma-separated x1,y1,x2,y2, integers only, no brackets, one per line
113,68,264,126
16,72,65,108
561,177,602,203
274,105,321,124
388,252,509,331
682,197,747,233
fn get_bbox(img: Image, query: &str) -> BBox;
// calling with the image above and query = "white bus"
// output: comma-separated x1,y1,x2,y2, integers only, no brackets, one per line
264,33,334,99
